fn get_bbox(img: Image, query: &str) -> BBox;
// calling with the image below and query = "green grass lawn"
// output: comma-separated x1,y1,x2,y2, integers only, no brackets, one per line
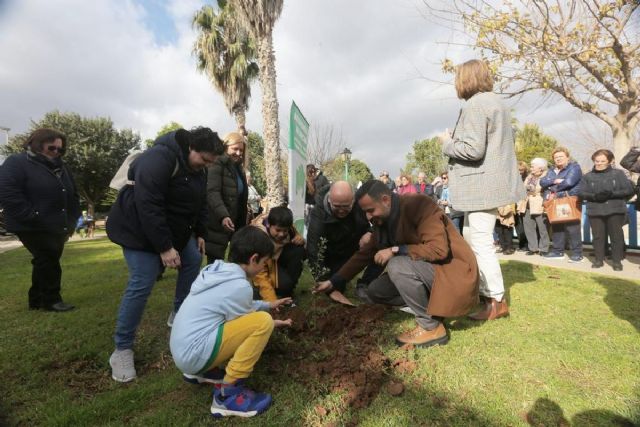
0,238,638,426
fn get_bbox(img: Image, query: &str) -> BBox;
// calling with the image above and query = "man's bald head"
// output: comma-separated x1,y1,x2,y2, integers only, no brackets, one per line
328,181,354,218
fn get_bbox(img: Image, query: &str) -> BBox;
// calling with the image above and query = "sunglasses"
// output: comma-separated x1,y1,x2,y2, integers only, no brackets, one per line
46,146,66,154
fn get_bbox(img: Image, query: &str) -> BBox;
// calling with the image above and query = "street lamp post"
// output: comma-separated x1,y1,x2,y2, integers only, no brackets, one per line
340,148,352,181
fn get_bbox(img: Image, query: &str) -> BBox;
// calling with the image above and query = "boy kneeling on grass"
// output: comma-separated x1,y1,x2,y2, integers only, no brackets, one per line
169,226,292,418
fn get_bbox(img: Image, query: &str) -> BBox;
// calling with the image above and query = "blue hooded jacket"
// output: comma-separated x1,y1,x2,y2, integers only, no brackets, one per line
540,160,582,198
169,260,271,375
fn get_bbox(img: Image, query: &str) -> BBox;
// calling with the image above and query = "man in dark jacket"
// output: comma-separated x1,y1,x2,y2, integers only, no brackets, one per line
314,180,479,348
306,181,382,303
107,127,223,383
414,172,434,196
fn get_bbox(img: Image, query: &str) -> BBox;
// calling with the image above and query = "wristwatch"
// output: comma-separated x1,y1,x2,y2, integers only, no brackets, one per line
391,246,399,255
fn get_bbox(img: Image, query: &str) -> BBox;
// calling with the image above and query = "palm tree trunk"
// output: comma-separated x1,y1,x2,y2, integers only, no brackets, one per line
257,34,285,206
234,108,247,136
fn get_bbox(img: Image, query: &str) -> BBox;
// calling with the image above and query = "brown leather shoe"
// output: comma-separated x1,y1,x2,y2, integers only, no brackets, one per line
395,323,449,348
468,298,509,321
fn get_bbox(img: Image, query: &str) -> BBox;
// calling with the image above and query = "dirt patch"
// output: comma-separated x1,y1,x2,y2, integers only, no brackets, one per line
270,302,404,411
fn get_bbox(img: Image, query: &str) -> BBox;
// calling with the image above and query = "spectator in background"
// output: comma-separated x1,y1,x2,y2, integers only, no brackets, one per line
440,59,525,321
414,172,434,196
305,164,329,207
75,211,88,237
515,161,529,251
438,173,464,234
432,174,445,200
379,171,396,192
519,158,550,256
620,146,640,212
396,174,417,195
107,127,223,382
579,149,634,271
246,171,262,220
540,147,583,262
0,128,80,312
495,204,515,255
205,132,249,265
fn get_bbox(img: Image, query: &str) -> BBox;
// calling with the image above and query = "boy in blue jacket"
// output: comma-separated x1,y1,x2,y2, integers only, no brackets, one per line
170,226,292,418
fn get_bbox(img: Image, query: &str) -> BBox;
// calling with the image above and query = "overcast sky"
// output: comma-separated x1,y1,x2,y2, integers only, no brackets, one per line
0,0,608,175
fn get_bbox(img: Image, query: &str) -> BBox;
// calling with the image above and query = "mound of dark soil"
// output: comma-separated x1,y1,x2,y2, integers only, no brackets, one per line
271,300,408,410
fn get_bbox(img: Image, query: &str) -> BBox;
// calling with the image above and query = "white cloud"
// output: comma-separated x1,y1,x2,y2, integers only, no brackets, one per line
0,0,608,176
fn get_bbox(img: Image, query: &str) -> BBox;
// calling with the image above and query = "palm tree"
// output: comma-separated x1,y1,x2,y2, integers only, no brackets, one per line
229,0,285,206
192,1,258,134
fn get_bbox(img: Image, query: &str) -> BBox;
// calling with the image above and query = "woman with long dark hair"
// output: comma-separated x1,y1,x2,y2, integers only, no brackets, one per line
0,128,80,311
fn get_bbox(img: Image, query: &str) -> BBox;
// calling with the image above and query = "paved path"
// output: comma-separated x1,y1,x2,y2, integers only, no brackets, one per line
0,235,104,254
497,249,640,281
1,236,638,282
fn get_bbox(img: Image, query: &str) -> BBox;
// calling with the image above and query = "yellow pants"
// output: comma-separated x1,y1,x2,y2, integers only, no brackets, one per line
207,311,274,383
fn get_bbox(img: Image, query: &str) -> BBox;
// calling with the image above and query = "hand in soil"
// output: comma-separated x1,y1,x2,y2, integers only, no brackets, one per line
312,280,333,294
274,319,292,328
328,290,356,306
270,297,293,312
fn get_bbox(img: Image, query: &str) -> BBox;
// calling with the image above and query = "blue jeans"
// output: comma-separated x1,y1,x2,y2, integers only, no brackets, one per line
114,237,202,350
550,221,582,257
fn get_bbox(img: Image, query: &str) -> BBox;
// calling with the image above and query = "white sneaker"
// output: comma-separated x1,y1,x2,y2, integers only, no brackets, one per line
110,349,136,382
167,311,176,328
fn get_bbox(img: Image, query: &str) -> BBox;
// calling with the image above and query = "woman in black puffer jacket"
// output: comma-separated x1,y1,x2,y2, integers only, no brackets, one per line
579,149,634,271
0,128,80,311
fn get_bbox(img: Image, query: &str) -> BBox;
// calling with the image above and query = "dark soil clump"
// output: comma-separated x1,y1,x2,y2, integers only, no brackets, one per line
271,302,395,410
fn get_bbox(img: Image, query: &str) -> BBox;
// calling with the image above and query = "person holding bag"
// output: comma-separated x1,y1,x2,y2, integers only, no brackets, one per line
579,149,634,270
540,147,583,262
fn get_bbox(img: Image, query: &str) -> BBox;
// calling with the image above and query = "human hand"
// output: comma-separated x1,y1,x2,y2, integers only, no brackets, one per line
160,248,181,269
197,237,206,255
374,248,394,266
553,179,564,184
221,217,235,232
269,297,293,311
313,281,333,294
359,232,372,248
292,234,305,246
274,319,293,328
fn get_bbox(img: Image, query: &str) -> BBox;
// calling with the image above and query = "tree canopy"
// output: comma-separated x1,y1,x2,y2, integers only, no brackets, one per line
428,0,639,159
404,137,449,181
2,111,140,214
515,123,558,164
247,131,267,195
322,157,374,188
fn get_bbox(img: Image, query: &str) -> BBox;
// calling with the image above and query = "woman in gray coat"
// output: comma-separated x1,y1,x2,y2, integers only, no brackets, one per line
439,59,525,321
205,132,248,264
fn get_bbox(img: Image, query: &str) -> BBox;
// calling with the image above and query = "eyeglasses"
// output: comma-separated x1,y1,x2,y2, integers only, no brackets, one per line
441,176,447,179
46,146,65,154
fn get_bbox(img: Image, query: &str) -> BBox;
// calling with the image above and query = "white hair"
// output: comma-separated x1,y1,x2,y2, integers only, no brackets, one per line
530,158,548,169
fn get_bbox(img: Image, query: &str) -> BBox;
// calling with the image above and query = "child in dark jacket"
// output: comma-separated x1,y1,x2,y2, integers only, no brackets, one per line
170,226,292,418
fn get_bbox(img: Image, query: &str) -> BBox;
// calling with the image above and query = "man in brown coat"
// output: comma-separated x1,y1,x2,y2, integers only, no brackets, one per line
315,180,479,347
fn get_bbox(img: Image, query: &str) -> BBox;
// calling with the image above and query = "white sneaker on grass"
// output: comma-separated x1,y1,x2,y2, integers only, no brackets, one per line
110,349,136,382
396,306,415,315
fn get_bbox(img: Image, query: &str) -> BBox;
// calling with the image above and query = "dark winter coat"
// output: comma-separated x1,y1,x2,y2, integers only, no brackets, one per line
619,147,640,211
306,192,371,279
579,167,634,217
540,161,582,198
0,151,80,234
414,182,434,196
106,130,208,253
334,194,479,318
205,155,248,259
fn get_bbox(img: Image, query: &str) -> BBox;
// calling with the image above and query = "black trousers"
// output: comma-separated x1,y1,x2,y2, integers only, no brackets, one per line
16,231,68,307
496,223,513,251
515,213,528,249
589,214,626,264
275,243,306,298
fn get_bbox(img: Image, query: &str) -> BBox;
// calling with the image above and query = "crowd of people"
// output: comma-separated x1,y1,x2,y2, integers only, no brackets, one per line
1,58,639,418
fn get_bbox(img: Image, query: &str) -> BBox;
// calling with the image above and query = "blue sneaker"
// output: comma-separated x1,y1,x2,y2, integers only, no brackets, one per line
183,367,225,385
568,255,584,263
210,381,272,418
543,252,565,259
